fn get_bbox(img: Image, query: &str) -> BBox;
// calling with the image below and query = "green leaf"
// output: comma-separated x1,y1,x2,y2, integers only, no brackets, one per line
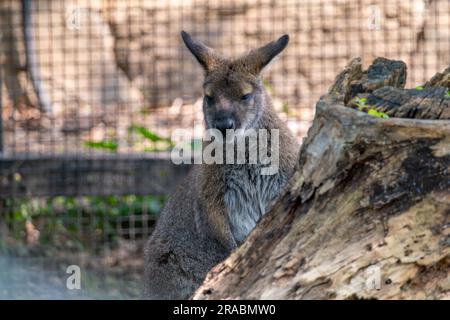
445,90,450,98
367,108,389,119
130,125,173,144
351,97,367,110
415,85,424,90
84,140,118,151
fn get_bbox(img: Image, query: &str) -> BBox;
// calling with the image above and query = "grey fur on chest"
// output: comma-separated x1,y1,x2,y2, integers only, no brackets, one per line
223,165,287,244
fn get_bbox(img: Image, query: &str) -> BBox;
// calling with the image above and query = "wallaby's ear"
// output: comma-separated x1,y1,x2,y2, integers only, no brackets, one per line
181,31,221,72
242,34,289,75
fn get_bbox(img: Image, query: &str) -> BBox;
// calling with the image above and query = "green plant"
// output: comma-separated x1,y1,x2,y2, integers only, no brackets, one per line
129,125,172,144
1,195,167,254
129,125,174,152
352,97,367,109
83,126,175,153
367,109,390,119
350,97,389,119
416,86,450,99
84,140,118,151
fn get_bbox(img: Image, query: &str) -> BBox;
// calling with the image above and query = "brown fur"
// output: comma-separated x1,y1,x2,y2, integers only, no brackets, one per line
144,32,298,299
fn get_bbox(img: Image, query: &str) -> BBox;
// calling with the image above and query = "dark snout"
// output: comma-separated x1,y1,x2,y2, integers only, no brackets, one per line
214,114,235,134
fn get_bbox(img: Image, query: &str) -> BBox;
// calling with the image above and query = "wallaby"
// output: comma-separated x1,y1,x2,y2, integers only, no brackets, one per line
144,31,298,299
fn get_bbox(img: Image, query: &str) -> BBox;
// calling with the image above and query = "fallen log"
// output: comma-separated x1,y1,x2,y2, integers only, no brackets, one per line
193,58,450,300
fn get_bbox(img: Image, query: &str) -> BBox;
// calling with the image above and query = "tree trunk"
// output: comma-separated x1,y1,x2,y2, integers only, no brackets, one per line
0,2,35,109
193,58,450,300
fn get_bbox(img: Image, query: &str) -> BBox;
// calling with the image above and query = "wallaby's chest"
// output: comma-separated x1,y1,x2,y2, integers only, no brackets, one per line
223,165,287,244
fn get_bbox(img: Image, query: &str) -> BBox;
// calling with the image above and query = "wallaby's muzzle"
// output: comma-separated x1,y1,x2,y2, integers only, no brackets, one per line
213,113,235,134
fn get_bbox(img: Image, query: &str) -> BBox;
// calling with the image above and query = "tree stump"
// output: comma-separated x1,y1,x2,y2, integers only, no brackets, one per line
193,58,450,300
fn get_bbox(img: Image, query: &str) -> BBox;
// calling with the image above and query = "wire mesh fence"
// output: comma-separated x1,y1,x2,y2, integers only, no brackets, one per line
0,0,449,299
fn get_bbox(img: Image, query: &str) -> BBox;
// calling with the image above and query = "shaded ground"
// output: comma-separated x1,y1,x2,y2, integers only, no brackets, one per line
0,255,142,299
0,198,153,300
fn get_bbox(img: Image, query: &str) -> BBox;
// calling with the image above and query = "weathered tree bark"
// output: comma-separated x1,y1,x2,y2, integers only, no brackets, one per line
193,58,450,300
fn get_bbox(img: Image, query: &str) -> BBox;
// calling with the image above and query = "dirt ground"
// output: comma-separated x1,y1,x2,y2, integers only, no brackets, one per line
0,250,143,299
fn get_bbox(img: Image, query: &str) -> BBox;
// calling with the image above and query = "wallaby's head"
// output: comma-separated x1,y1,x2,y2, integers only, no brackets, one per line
181,31,289,133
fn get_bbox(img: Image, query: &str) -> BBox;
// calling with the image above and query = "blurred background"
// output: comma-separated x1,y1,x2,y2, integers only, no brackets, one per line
0,0,449,299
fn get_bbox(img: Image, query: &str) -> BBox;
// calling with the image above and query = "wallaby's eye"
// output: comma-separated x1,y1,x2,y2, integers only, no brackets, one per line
241,93,252,102
204,95,213,104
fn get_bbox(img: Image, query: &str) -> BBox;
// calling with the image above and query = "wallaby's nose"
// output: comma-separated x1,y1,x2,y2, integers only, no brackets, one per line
214,117,235,134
